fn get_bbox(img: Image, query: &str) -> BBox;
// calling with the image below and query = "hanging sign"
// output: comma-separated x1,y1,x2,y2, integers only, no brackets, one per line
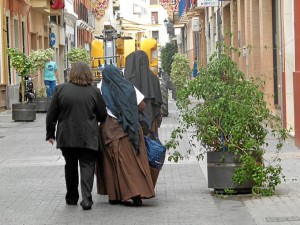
197,0,218,7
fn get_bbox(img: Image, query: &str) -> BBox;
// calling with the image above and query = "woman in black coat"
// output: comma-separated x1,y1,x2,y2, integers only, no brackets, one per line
46,62,107,210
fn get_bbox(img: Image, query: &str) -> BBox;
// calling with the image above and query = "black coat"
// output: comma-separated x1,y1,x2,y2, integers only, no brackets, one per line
46,83,107,151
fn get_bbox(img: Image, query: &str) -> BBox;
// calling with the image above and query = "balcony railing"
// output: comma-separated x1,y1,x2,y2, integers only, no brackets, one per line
30,0,62,15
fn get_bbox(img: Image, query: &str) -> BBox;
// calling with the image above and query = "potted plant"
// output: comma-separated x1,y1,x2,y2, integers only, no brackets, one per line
66,47,90,64
166,44,288,196
7,48,36,121
29,48,54,112
34,85,51,112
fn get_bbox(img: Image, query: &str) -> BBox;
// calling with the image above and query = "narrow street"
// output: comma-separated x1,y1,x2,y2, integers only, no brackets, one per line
0,92,299,225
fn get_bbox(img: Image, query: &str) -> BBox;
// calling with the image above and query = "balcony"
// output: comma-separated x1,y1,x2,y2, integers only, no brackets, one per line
30,0,50,9
30,0,62,15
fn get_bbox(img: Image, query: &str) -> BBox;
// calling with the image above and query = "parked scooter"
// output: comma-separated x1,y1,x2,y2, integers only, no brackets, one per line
19,75,37,103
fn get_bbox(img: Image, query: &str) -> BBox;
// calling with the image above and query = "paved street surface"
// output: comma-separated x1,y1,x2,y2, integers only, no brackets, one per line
1,92,300,225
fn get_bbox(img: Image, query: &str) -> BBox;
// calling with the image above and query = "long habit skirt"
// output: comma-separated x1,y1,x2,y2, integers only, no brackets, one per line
96,116,155,201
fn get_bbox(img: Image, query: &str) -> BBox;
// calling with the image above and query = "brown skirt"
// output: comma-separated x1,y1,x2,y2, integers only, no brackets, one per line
96,116,155,201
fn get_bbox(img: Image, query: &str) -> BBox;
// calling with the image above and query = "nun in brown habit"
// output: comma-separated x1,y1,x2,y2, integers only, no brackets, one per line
95,65,155,206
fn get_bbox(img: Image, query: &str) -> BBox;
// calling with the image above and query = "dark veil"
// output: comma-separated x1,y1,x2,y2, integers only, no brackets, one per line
101,65,140,153
124,50,162,136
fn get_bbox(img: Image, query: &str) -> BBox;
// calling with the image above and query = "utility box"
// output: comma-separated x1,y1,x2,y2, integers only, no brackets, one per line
192,17,200,32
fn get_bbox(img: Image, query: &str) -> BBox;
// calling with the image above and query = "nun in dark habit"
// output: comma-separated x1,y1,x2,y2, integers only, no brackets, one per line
124,50,163,186
96,65,155,207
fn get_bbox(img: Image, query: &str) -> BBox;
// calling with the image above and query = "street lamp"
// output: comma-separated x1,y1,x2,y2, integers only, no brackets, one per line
163,18,168,27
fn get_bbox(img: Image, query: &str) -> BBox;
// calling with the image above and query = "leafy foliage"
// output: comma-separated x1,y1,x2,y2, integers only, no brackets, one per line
7,48,55,103
35,85,47,98
7,48,33,78
170,53,191,90
7,48,34,103
166,43,288,196
66,47,90,64
29,48,54,73
161,42,177,74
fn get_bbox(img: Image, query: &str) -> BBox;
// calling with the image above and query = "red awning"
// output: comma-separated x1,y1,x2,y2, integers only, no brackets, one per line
50,0,65,9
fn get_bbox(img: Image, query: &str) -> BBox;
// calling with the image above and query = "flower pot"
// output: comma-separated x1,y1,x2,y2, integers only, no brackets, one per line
207,151,254,194
12,103,36,121
34,97,51,112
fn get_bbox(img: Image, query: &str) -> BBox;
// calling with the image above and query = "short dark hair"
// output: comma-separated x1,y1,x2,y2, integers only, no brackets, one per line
69,62,93,86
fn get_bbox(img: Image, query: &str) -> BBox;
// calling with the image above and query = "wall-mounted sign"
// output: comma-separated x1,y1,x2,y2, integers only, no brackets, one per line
197,0,218,7
49,33,56,46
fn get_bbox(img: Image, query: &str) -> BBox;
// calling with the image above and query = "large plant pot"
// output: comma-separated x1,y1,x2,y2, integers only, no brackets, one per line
34,97,51,112
12,103,36,121
207,151,254,194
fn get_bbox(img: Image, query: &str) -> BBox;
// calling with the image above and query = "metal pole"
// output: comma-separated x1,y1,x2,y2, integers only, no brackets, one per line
217,1,222,56
278,0,283,126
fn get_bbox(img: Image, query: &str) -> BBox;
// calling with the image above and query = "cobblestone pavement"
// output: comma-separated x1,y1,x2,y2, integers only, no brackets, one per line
0,93,299,225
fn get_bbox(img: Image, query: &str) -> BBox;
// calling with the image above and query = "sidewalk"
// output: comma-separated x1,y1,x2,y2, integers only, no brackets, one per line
0,94,300,225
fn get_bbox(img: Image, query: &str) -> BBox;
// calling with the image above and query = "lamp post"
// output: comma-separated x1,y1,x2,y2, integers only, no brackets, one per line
164,18,168,27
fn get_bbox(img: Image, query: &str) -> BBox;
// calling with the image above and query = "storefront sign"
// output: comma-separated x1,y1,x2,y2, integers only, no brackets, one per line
197,0,218,7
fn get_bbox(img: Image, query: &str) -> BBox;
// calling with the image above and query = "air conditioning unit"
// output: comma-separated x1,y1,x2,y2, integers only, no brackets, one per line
192,17,200,32
177,34,182,44
133,4,142,14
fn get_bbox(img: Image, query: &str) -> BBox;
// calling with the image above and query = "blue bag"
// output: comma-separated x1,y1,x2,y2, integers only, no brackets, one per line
144,135,166,170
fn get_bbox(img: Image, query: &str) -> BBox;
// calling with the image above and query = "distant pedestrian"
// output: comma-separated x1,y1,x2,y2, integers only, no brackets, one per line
158,68,163,77
192,57,198,78
43,58,60,97
46,62,107,210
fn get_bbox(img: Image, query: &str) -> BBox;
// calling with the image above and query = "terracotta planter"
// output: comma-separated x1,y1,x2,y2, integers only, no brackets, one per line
207,151,254,194
12,103,36,121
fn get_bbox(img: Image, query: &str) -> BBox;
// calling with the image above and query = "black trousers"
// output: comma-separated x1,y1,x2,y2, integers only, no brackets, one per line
61,148,97,203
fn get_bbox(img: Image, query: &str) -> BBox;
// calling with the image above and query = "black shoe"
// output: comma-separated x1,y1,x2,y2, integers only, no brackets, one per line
121,200,134,206
109,200,122,205
80,200,93,210
132,197,143,206
66,200,78,205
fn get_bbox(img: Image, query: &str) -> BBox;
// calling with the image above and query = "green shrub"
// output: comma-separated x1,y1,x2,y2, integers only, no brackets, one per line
170,53,191,90
161,42,177,74
66,47,90,64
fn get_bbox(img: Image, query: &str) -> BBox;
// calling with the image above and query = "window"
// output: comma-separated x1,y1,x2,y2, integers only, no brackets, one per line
14,19,19,48
152,31,159,40
150,0,159,5
50,15,62,26
151,12,158,24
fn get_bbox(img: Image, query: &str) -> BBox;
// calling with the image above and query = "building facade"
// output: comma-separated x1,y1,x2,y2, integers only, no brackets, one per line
0,0,64,110
171,0,300,146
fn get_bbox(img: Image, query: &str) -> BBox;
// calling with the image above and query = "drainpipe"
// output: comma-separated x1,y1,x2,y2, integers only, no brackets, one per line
26,5,31,54
0,0,4,84
293,0,300,146
278,0,283,127
217,1,222,56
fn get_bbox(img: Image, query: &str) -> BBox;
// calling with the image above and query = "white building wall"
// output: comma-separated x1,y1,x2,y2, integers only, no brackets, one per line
120,0,151,24
64,0,78,70
147,4,169,47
